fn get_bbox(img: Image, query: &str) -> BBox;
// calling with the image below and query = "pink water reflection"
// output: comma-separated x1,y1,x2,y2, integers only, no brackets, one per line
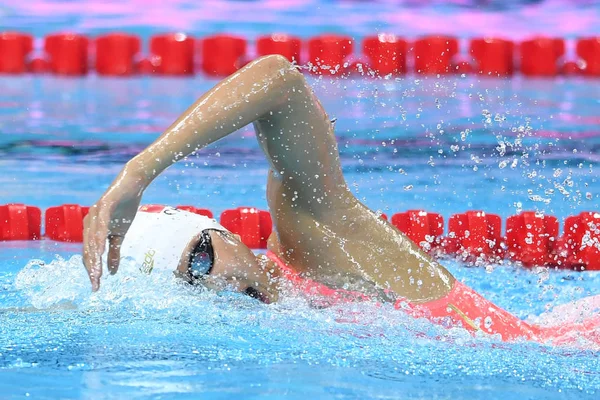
4,0,599,38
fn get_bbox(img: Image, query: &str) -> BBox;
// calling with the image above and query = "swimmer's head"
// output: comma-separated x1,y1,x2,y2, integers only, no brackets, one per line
116,205,278,303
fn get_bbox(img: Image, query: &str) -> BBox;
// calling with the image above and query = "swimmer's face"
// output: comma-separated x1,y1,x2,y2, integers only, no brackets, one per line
175,230,279,303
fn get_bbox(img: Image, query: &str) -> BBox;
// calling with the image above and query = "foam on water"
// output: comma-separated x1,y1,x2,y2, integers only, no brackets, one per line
10,253,600,350
3,252,600,398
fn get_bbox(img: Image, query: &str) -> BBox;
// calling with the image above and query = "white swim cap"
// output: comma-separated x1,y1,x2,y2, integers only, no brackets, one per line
116,205,229,274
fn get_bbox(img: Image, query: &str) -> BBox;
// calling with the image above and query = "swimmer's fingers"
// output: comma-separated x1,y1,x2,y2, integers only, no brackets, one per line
83,207,109,291
82,211,99,290
107,235,124,275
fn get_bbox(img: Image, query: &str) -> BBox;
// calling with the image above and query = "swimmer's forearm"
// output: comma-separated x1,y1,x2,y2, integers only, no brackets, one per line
127,55,302,186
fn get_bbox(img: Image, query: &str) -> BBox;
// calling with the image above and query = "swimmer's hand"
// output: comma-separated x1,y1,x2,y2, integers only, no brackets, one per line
83,168,146,291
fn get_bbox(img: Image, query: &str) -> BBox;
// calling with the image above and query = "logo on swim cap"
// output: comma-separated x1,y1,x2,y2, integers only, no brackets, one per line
140,249,156,274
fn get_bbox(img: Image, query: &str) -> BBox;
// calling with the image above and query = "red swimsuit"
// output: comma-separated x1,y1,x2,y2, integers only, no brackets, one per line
267,251,600,346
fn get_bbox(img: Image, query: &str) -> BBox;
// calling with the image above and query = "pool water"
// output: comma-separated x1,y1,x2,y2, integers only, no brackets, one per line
1,1,600,399
1,73,600,399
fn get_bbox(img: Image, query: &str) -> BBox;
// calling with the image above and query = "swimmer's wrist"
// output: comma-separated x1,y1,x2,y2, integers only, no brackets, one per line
124,157,157,188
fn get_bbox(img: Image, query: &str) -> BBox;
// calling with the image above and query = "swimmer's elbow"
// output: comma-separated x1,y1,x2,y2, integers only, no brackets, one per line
250,54,305,86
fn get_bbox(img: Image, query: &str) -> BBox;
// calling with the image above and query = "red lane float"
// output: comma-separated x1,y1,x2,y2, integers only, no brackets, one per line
44,33,89,75
444,211,503,260
362,34,407,76
391,210,443,252
470,38,514,77
45,204,90,242
453,61,473,75
257,34,301,63
414,36,458,75
220,207,272,249
149,33,195,75
577,37,600,77
176,205,213,218
1,32,599,78
135,57,159,74
519,37,564,77
558,212,600,271
201,34,247,77
4,202,600,272
307,35,353,75
28,58,49,73
95,33,140,76
0,204,41,241
561,61,582,76
344,60,371,76
506,212,558,267
0,32,33,74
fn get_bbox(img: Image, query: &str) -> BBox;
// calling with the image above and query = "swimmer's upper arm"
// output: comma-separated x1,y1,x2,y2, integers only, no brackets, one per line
129,53,350,219
253,76,352,217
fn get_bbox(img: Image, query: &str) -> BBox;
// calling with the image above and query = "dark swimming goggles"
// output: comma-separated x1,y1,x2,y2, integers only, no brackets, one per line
188,230,266,301
188,230,215,280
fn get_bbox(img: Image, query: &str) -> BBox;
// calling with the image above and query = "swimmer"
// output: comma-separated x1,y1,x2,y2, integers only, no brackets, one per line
83,55,599,344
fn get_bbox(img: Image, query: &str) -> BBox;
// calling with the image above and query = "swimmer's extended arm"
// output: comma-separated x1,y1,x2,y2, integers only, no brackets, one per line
129,56,311,184
83,55,347,290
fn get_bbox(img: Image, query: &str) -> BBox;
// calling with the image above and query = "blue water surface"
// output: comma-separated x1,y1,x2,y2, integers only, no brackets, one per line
1,72,599,400
2,1,600,399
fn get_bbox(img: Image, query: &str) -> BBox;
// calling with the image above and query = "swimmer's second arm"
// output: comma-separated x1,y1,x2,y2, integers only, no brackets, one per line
83,55,303,290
